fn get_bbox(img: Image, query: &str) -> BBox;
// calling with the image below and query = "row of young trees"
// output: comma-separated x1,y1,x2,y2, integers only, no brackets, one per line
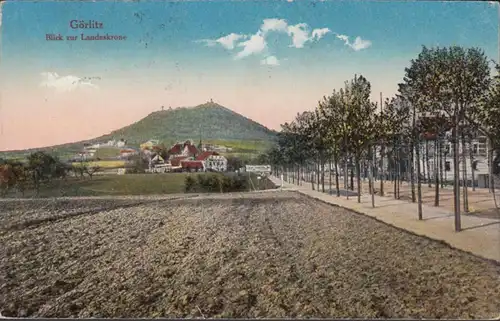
264,46,500,231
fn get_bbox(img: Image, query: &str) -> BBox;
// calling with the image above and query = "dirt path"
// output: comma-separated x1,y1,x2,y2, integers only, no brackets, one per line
0,192,499,318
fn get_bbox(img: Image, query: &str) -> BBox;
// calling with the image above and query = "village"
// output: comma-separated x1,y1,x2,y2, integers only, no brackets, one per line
74,138,232,174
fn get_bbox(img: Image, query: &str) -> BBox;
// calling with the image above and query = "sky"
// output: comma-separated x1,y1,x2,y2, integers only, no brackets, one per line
0,0,498,151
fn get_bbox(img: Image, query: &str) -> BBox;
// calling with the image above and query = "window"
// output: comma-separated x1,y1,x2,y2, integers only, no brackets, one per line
472,160,478,171
444,144,450,154
472,144,478,155
445,161,451,171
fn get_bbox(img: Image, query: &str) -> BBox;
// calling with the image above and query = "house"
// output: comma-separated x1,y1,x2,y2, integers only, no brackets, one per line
196,151,228,172
74,150,94,161
85,143,100,150
116,139,127,148
140,139,160,150
148,155,172,173
151,154,165,164
170,156,190,169
181,160,205,172
119,148,138,158
168,140,199,158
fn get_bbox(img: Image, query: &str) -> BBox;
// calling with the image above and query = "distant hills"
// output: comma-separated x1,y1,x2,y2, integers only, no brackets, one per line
0,103,278,157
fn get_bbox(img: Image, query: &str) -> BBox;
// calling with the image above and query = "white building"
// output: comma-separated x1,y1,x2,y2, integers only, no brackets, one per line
413,136,496,185
203,155,228,172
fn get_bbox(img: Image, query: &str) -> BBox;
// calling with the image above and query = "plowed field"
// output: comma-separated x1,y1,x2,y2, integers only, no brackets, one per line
1,192,499,318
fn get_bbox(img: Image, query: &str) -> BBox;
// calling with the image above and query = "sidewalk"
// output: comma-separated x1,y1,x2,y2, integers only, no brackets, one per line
320,176,500,219
270,176,500,263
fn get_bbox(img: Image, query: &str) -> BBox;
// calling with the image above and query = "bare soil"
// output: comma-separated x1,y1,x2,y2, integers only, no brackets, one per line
0,192,499,319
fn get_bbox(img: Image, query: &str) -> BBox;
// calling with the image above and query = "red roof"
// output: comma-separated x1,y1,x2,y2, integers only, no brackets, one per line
181,160,204,169
170,156,189,167
168,143,199,156
187,145,198,155
168,144,182,154
195,151,219,160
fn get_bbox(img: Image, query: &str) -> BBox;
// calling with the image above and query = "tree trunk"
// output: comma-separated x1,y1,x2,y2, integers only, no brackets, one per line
461,135,469,213
410,138,416,202
368,159,372,194
350,159,354,192
370,145,375,207
416,138,423,220
426,139,432,187
422,142,427,186
452,116,461,232
434,139,440,207
356,155,361,203
440,138,445,188
311,164,315,190
469,138,476,192
397,148,401,199
316,160,320,191
380,144,385,196
393,143,397,199
321,158,325,193
488,137,494,193
344,156,349,200
329,159,332,194
335,156,340,197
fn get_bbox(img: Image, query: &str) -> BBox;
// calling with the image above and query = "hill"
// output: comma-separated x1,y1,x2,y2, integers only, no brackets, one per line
98,102,277,144
0,103,277,158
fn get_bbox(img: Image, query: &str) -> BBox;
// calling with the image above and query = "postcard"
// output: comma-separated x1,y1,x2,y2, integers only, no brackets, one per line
0,0,499,319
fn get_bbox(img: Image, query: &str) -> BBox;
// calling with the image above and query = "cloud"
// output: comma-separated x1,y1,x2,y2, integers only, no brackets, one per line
260,19,330,49
311,28,331,41
196,33,247,50
198,18,332,58
196,18,371,63
261,18,288,34
350,36,372,51
234,32,267,59
260,55,280,66
286,23,310,48
40,72,99,92
335,33,372,51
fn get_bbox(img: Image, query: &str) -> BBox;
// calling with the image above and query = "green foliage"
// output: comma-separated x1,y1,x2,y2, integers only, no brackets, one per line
226,156,245,171
185,173,251,193
127,154,148,174
184,175,197,192
0,151,70,196
402,46,490,130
